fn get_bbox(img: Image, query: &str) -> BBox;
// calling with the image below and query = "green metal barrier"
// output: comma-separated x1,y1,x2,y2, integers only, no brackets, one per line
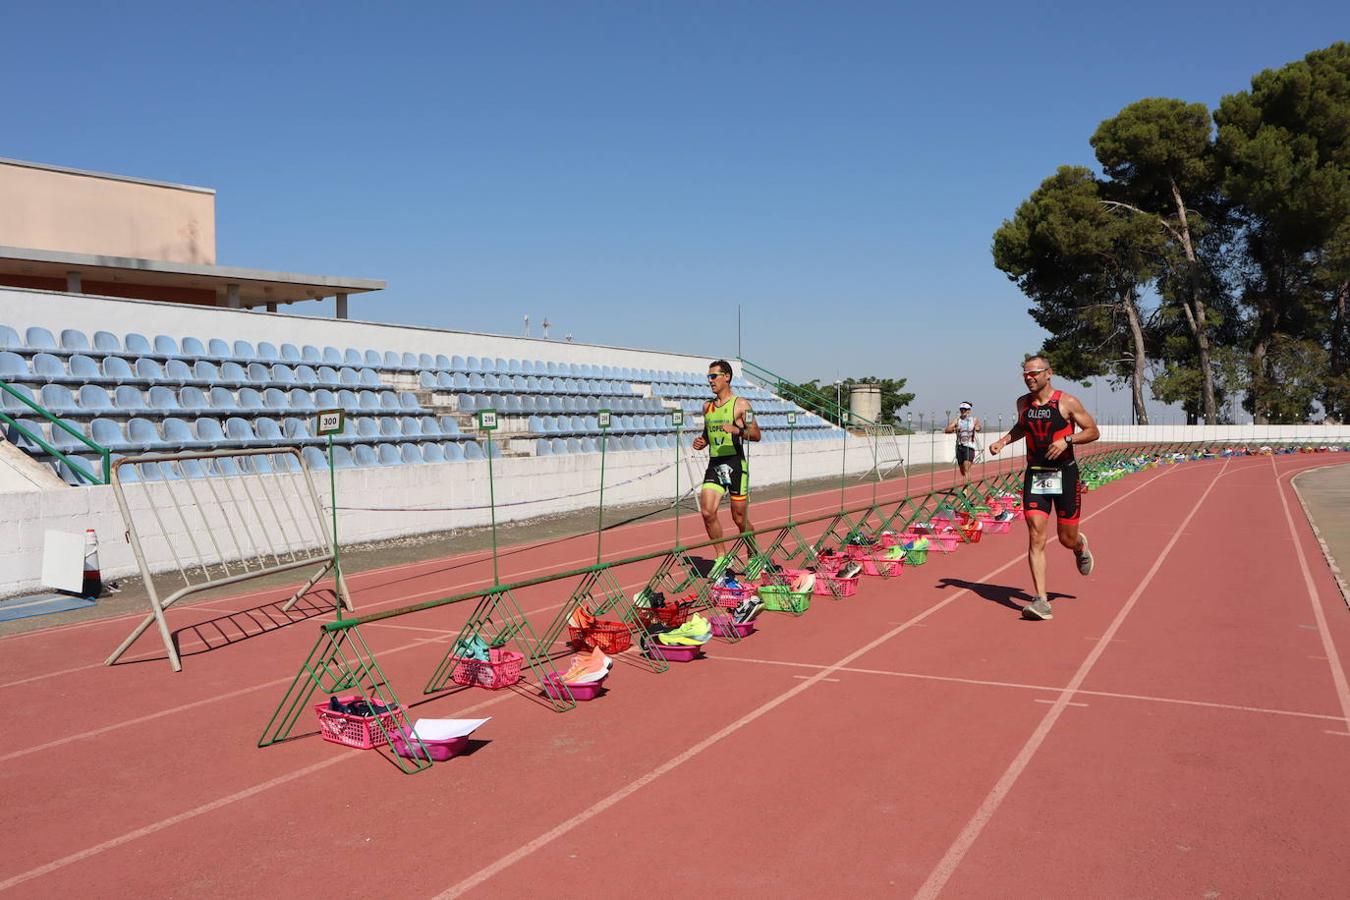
0,378,110,485
258,441,1181,769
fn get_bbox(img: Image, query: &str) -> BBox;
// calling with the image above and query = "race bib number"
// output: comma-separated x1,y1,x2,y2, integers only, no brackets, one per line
1030,471,1063,495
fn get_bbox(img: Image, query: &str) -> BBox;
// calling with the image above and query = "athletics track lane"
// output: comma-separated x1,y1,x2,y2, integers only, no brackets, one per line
2,454,1347,898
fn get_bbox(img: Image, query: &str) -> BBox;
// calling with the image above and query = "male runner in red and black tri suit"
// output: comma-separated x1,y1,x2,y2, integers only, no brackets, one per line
989,355,1100,621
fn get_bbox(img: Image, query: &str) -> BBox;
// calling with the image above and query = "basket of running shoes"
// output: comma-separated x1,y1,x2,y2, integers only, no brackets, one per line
976,509,1016,534
710,594,767,637
710,571,758,609
756,572,815,612
646,613,714,661
843,544,905,576
780,564,861,597
542,647,613,701
566,605,633,654
447,636,525,690
633,589,696,630
314,695,404,750
900,535,930,566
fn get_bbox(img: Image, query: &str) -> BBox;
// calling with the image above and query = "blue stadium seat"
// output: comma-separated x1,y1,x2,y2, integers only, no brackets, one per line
399,391,421,411
376,390,398,412
243,454,273,476
354,390,378,412
288,388,316,412
206,338,232,361
401,352,419,370
263,388,289,411
255,418,285,444
443,442,465,461
48,419,90,455
359,368,382,388
148,386,184,415
465,356,480,372
152,335,180,358
66,355,107,387
245,362,271,384
89,418,129,452
59,329,91,355
180,336,208,360
568,438,584,454
322,346,344,366
0,325,21,351
399,443,423,464
125,418,164,451
124,333,152,357
280,343,302,364
257,342,280,363
236,388,266,413
302,446,329,470
380,351,399,369
178,387,212,415
135,358,169,384
337,389,360,409
332,446,357,469
164,359,198,385
399,416,423,438
25,327,59,354
32,353,72,385
423,443,446,463
205,387,236,413
211,456,243,477
77,384,115,415
272,452,303,473
535,439,552,456
225,417,265,447
232,340,256,362
458,393,476,412
343,348,363,367
39,384,79,414
215,361,246,387
551,437,568,455
293,366,319,387
363,350,382,368
379,418,401,439
338,367,360,387
283,418,319,445
316,366,342,387
419,371,438,390
0,351,29,382
438,416,461,437
271,365,297,387
352,445,379,467
463,441,484,460
163,417,208,450
112,385,147,414
355,417,381,441
313,388,338,408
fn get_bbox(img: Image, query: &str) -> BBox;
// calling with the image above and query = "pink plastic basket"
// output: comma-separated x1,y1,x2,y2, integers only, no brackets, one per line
976,515,1012,535
710,584,756,609
313,695,404,750
541,674,606,701
390,728,469,762
646,642,704,662
449,648,524,690
710,614,757,638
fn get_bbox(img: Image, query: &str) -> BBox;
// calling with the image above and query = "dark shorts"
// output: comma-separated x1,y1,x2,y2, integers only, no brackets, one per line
956,445,976,464
1022,464,1081,524
703,456,749,502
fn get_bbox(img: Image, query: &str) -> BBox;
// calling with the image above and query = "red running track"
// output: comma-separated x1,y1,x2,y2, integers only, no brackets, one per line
0,453,1348,898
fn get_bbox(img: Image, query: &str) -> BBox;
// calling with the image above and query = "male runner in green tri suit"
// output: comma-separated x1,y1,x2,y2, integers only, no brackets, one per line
691,359,761,557
989,355,1099,621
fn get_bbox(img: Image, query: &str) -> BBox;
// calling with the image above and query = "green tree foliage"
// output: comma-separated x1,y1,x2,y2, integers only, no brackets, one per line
992,166,1162,423
1091,98,1224,423
1215,41,1350,422
997,43,1350,425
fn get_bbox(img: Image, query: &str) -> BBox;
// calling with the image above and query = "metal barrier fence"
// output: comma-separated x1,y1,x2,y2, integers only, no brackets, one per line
257,441,1179,773
105,447,351,672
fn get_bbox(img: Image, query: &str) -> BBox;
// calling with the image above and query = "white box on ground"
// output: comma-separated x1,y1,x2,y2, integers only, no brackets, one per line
41,530,87,593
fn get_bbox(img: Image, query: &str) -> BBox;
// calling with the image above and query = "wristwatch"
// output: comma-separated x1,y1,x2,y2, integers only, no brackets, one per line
1065,434,1074,445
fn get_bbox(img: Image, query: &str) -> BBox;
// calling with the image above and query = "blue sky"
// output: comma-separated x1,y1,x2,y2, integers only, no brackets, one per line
4,1,1345,425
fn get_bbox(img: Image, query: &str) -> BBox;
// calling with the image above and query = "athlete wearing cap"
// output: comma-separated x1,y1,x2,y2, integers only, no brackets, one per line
691,359,760,557
989,355,1100,621
944,402,981,481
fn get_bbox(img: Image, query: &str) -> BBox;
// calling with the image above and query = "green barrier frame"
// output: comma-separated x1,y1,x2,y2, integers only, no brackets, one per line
0,378,109,485
259,441,1184,770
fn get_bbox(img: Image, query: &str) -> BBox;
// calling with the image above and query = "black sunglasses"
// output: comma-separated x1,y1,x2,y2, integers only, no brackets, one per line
707,372,728,380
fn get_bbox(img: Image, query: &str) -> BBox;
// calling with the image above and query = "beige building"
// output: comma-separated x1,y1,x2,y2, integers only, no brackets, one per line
0,157,382,315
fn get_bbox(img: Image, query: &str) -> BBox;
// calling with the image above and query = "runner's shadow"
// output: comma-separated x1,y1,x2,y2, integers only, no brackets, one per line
936,578,1074,612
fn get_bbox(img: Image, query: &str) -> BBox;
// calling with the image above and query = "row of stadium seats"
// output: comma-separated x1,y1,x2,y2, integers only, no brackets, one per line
0,326,725,383
455,393,666,414
1,384,425,418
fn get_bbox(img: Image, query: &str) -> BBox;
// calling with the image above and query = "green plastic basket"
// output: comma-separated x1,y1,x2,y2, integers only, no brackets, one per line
757,584,811,613
904,547,929,566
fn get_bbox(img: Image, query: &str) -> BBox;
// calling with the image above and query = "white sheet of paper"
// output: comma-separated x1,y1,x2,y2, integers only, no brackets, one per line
411,717,490,741
41,530,87,593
